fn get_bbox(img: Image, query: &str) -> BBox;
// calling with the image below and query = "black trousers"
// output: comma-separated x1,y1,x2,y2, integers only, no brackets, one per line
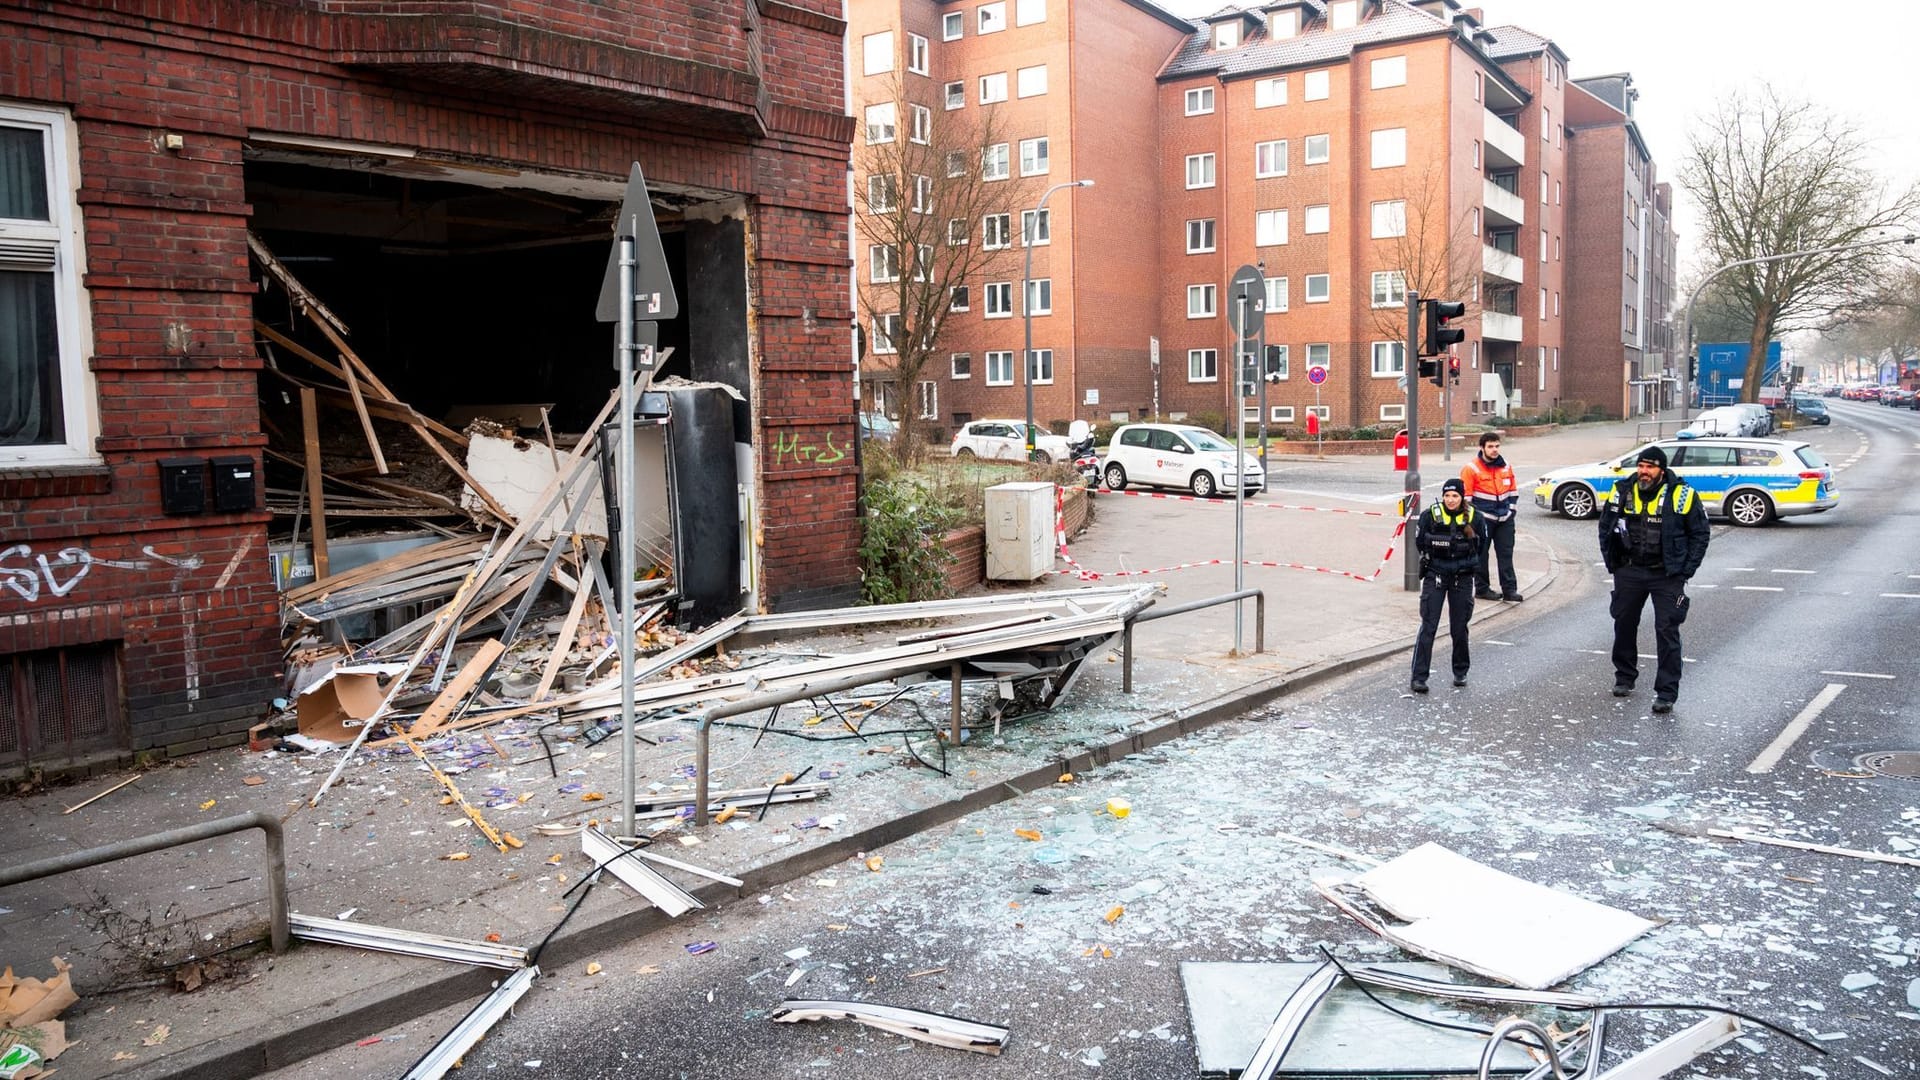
1475,514,1517,594
1412,569,1475,682
1611,563,1688,699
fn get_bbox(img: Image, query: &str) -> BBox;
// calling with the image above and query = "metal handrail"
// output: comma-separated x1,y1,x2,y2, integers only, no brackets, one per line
1123,588,1265,692
0,810,289,953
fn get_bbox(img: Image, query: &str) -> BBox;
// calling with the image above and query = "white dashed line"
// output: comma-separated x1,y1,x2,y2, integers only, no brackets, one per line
1820,670,1894,680
1725,567,1757,572
1733,586,1784,592
1770,569,1816,575
1748,683,1847,774
1880,593,1920,599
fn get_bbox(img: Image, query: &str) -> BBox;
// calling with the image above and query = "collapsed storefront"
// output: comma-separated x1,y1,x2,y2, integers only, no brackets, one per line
0,0,859,773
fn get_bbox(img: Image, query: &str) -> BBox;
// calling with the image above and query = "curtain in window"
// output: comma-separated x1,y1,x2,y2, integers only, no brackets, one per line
0,271,59,445
0,126,50,219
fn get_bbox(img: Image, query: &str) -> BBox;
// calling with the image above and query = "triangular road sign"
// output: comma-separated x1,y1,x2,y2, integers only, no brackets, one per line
596,163,679,323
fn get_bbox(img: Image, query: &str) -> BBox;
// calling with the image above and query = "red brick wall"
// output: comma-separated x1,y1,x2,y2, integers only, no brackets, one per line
0,0,856,763
1563,123,1632,417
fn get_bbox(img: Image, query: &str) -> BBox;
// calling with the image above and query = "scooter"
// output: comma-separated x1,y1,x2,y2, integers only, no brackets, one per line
1066,419,1099,492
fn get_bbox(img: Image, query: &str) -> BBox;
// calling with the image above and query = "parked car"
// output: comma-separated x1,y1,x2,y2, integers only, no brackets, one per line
858,412,898,443
1100,423,1265,498
1675,406,1754,438
1881,387,1915,407
1727,402,1773,436
949,419,1071,463
1784,396,1830,425
1532,437,1838,527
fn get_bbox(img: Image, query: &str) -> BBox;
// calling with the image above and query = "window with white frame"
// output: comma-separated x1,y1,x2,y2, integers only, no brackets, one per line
1370,127,1406,168
1304,134,1330,164
1017,65,1048,97
947,218,968,245
1024,278,1051,315
1304,204,1330,234
1270,7,1299,37
1255,209,1288,246
945,150,967,178
1018,136,1049,176
1539,347,1547,390
1474,71,1483,101
978,1,1006,33
1370,270,1405,307
1329,0,1358,29
1369,199,1405,238
1541,287,1548,319
1254,77,1286,107
918,380,937,418
1305,274,1330,302
1470,206,1480,235
945,81,965,109
1185,153,1216,189
913,175,932,214
1371,341,1405,377
867,175,897,211
1542,169,1549,203
1188,348,1218,382
872,313,901,353
1307,343,1330,372
1264,276,1288,312
864,102,896,143
913,243,933,280
985,281,1013,317
1,105,95,464
1266,343,1289,379
1538,230,1548,262
1027,348,1054,384
1185,86,1214,115
910,104,931,143
1473,139,1480,168
981,142,1010,180
1016,0,1046,26
983,213,1011,249
861,32,894,76
1187,283,1217,318
1542,107,1551,142
1305,404,1330,420
1271,405,1295,422
1186,218,1216,253
1555,179,1562,205
985,350,1014,385
1214,21,1240,49
1553,291,1560,316
908,34,929,75
1255,139,1287,177
979,72,1008,103
1380,403,1405,422
943,11,964,40
951,353,971,378
1303,70,1330,100
950,285,970,312
1022,208,1050,246
870,243,899,283
1371,55,1407,88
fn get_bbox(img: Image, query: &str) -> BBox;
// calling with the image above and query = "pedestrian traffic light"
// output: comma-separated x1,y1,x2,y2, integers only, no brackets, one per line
1448,356,1462,385
1422,299,1467,357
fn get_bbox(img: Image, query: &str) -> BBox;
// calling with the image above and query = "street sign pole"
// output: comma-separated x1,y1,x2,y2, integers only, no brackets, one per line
1404,290,1422,593
614,227,638,842
1226,265,1264,657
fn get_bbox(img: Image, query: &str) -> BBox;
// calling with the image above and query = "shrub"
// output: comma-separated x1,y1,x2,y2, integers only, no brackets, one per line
859,476,966,605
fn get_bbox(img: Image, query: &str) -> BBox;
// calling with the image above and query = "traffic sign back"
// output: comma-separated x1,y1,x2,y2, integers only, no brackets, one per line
1227,264,1265,342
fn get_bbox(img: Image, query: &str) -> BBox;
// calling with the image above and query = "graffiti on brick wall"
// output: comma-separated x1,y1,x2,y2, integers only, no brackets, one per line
0,544,205,603
773,430,847,467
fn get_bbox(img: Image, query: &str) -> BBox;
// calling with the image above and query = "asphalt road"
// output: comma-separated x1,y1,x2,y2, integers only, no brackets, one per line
279,401,1919,1079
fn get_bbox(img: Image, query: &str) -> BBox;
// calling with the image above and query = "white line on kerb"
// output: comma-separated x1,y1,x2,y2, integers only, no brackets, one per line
1748,683,1847,774
1820,671,1895,680
1733,586,1785,592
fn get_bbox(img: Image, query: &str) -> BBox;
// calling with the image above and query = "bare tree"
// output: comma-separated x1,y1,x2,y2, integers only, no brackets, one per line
1680,84,1920,400
1818,265,1920,377
853,77,1034,455
1365,159,1483,410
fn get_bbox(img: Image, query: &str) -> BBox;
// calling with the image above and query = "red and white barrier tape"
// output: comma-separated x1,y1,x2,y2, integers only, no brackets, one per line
1096,487,1395,517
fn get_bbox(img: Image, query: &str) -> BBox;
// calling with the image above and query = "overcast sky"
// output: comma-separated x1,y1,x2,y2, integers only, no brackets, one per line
1158,0,1920,276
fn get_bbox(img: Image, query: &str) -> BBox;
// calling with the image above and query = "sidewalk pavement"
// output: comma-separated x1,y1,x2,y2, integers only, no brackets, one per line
0,416,1670,1079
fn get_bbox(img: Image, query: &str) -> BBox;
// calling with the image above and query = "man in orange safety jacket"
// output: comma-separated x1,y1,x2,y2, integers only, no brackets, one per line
1460,432,1521,602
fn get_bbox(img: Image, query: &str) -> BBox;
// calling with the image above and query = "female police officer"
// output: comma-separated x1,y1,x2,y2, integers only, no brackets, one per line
1411,478,1479,693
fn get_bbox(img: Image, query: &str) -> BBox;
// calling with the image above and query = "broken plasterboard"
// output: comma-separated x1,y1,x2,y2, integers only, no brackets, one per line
296,662,408,744
458,428,612,542
1315,842,1661,990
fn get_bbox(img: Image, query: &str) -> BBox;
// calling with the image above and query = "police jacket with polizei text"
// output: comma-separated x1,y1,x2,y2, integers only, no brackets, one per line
1416,503,1480,574
1596,475,1711,578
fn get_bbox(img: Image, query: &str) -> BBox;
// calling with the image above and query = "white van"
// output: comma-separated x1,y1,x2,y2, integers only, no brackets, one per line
1100,423,1264,498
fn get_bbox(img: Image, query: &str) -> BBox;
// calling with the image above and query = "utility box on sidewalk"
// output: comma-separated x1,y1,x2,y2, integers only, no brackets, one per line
984,481,1055,581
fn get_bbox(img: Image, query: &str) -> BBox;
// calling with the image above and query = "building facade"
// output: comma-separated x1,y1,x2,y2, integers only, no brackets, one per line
0,0,857,772
851,0,1675,441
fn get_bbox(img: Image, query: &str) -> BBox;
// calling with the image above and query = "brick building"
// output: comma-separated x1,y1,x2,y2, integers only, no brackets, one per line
1564,73,1682,417
0,0,857,772
851,0,1677,441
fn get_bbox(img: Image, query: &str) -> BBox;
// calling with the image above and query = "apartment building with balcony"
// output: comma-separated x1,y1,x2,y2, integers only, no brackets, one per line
1564,73,1682,417
849,0,1667,440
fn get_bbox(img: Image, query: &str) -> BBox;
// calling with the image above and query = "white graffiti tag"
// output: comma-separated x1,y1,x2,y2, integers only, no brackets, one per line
0,544,204,603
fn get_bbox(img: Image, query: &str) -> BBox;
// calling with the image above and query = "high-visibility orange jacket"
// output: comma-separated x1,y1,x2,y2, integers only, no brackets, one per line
1461,455,1518,520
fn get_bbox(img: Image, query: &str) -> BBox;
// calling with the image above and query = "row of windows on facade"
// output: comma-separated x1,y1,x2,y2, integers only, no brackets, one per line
926,340,1564,391
858,0,1050,78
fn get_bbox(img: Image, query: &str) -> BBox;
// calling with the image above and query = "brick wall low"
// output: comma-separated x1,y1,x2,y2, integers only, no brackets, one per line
937,485,1088,595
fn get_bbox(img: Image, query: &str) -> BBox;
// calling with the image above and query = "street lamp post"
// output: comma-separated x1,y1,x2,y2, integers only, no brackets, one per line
1678,233,1915,422
1024,178,1094,458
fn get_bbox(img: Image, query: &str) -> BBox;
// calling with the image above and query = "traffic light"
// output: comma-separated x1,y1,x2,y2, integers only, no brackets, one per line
1418,357,1442,384
1448,356,1462,385
1422,299,1467,357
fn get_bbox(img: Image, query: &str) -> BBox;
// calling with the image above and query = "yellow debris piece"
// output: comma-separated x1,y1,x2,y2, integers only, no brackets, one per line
1014,828,1043,842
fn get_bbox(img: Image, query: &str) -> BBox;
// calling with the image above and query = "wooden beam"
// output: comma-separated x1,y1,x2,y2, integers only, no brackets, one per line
337,350,389,475
535,572,597,702
405,639,508,741
254,320,470,449
300,387,330,582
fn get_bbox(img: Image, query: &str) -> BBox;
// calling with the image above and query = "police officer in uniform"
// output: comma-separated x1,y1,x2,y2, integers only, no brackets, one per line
1410,478,1479,693
1598,445,1711,714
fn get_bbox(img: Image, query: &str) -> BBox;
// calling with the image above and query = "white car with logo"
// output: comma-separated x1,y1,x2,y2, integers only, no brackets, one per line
1100,423,1264,498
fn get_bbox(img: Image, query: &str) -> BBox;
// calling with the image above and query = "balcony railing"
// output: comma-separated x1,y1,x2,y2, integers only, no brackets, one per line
1484,109,1525,168
1481,310,1522,341
1482,244,1524,284
1483,178,1524,226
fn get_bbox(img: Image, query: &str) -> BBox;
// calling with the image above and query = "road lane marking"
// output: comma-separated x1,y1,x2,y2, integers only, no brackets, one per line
1748,683,1847,774
1819,670,1894,679
1733,586,1784,592
1880,593,1920,599
1726,567,1756,572
1770,569,1816,575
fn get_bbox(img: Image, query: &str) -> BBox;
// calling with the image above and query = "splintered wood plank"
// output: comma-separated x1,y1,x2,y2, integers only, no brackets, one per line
338,350,389,475
301,387,330,582
535,571,597,702
405,638,508,741
254,322,469,449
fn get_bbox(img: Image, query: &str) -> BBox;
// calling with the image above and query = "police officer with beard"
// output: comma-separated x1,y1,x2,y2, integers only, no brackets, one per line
1411,478,1479,694
1598,445,1710,714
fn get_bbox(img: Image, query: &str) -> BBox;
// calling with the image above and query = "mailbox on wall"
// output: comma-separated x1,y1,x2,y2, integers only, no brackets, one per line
211,455,257,513
157,457,207,515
